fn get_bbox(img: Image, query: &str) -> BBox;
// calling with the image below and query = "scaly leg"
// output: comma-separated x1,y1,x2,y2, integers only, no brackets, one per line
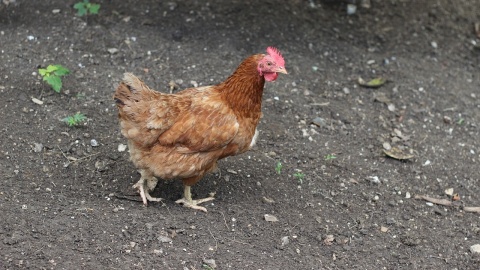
132,169,162,205
175,185,214,212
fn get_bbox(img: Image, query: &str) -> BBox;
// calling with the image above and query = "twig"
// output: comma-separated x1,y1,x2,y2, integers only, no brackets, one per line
57,145,100,164
220,211,229,230
57,145,69,161
225,237,254,247
415,194,480,213
207,227,218,251
308,102,330,106
464,207,480,213
414,194,452,206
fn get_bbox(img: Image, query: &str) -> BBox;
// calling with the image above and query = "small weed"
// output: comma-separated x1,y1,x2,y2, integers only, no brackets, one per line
324,153,337,161
202,264,214,270
457,118,465,125
62,113,87,127
38,64,70,93
275,161,283,175
74,0,100,16
293,172,305,184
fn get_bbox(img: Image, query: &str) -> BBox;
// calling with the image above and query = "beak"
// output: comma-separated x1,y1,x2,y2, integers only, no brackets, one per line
276,66,288,74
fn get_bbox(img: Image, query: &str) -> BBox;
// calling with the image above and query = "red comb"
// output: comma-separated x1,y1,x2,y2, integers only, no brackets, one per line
266,47,285,67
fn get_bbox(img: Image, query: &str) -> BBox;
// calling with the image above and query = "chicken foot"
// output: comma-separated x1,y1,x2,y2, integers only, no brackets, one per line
175,185,214,212
133,170,162,205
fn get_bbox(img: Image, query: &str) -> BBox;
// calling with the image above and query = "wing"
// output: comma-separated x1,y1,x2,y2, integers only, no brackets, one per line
157,95,240,153
118,91,185,147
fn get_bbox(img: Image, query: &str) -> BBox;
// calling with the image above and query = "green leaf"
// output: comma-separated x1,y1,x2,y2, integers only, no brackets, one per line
53,65,70,76
62,113,86,127
358,77,387,88
74,2,87,16
62,116,75,126
45,75,62,92
38,68,48,77
73,113,86,122
89,3,100,14
46,65,58,73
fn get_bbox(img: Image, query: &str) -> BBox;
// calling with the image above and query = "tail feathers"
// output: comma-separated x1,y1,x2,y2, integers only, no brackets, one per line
114,73,148,107
122,73,147,93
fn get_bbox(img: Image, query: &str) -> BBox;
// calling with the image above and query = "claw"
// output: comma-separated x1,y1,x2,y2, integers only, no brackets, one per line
175,197,214,212
176,185,214,212
133,173,162,206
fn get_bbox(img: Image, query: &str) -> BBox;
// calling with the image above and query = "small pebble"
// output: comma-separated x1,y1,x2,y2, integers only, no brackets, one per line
34,143,43,153
383,142,392,150
347,4,357,15
107,48,119,54
368,176,381,184
264,214,278,222
90,139,98,147
52,9,60,14
444,188,454,196
202,259,217,269
281,236,289,247
470,244,480,254
118,144,127,152
311,117,326,128
158,235,172,243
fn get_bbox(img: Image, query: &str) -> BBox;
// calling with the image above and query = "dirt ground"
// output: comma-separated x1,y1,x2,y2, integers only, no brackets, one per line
1,0,479,269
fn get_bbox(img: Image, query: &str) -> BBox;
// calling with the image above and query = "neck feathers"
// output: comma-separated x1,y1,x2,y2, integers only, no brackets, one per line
218,55,265,118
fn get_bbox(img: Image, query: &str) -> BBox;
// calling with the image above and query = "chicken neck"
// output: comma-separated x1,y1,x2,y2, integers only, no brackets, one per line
218,55,265,119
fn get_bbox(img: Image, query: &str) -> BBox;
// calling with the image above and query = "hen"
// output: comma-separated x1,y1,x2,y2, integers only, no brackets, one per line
114,47,287,212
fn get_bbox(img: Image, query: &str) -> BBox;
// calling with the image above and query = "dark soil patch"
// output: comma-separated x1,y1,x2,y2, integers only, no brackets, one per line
1,0,479,269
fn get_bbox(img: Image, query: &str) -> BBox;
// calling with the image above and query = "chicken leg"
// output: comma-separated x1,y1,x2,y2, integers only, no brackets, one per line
133,169,162,205
175,185,214,212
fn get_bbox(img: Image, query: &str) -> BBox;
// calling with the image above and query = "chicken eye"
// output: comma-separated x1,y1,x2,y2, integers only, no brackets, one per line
266,62,272,66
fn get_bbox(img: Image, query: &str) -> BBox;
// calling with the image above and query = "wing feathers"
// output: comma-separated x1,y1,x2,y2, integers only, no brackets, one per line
115,73,239,153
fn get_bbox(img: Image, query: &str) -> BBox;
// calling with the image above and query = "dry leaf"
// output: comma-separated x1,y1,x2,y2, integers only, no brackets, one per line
359,77,386,88
324,235,335,245
383,147,414,160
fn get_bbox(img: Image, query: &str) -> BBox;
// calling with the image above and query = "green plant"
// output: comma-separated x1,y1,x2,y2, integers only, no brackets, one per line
38,64,70,92
62,113,87,127
202,264,214,270
74,0,100,16
275,161,283,175
457,118,465,125
293,172,305,184
324,153,337,161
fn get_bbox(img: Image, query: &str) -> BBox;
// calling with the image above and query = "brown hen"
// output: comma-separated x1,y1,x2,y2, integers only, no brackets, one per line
114,47,287,212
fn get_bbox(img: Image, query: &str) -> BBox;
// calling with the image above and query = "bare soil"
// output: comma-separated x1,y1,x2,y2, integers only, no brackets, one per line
1,0,480,269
